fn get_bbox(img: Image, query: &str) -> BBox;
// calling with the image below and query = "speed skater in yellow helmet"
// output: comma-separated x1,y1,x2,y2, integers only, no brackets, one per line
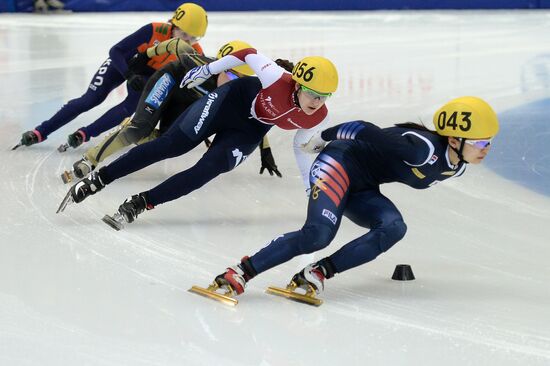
171,3,208,41
433,96,499,165
291,56,338,95
217,41,255,76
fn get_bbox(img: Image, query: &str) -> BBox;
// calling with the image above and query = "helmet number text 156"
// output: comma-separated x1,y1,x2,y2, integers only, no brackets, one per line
293,62,316,82
437,111,472,132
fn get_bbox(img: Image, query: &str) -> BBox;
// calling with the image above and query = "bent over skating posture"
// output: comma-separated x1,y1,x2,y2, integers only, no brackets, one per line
191,96,500,306
15,3,207,151
60,39,284,183
57,46,339,230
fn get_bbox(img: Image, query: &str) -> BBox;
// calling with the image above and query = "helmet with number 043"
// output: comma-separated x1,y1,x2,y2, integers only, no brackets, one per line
216,40,255,76
433,96,499,139
292,56,338,95
171,3,208,38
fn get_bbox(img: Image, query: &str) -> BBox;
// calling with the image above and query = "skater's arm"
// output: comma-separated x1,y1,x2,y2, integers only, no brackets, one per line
207,48,285,89
293,117,332,189
321,121,433,166
145,38,197,59
109,24,154,76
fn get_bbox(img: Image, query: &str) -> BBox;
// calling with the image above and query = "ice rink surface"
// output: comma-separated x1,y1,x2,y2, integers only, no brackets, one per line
1,10,550,366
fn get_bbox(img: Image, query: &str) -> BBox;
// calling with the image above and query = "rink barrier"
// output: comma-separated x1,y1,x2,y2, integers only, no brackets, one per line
3,0,550,12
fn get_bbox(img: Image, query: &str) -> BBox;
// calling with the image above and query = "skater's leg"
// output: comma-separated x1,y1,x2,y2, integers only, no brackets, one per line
78,85,141,139
248,152,352,275
97,83,236,186
107,129,265,227
98,123,198,185
325,190,407,274
35,58,123,138
83,116,134,167
85,62,182,142
145,129,263,206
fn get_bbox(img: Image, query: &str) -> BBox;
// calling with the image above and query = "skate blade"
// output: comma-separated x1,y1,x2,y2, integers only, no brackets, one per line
57,143,69,153
11,143,22,151
56,189,74,213
102,214,123,231
188,284,238,306
266,285,323,306
61,170,73,184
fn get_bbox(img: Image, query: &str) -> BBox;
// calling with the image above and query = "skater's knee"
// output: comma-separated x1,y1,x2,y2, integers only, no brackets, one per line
298,224,336,253
77,90,108,108
378,219,407,252
119,126,146,145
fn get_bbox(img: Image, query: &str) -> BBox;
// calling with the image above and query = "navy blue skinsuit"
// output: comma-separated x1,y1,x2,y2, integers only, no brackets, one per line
34,24,156,140
248,121,466,276
98,76,271,205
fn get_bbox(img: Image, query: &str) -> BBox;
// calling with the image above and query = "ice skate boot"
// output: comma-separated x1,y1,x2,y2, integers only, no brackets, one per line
102,193,152,231
189,257,257,306
56,171,105,213
266,262,330,306
34,0,49,12
13,130,43,150
46,0,65,10
61,157,95,184
58,129,86,152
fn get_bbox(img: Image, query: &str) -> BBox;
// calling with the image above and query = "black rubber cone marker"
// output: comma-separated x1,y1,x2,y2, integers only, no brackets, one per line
392,264,415,281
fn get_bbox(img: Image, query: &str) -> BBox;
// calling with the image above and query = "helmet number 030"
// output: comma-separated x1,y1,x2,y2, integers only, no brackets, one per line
174,9,186,20
293,62,316,82
437,111,472,132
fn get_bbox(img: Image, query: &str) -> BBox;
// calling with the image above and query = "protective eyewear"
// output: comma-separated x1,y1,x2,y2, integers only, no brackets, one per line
226,71,239,80
464,138,492,149
300,85,332,102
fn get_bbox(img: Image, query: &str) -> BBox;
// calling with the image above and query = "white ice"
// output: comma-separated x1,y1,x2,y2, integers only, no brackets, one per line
1,10,550,366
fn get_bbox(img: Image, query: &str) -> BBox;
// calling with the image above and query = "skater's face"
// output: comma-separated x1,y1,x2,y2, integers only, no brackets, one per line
172,26,200,44
295,84,327,115
448,137,492,164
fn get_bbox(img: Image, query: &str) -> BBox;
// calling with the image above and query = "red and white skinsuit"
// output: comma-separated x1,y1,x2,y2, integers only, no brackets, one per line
205,48,332,189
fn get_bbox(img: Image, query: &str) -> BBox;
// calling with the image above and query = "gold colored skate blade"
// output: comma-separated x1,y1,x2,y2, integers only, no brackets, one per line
102,215,123,231
188,285,238,306
266,286,323,306
61,171,73,184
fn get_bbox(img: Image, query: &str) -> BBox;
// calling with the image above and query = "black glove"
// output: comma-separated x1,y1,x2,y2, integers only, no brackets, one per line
127,52,150,74
260,147,282,177
125,72,146,91
67,129,86,148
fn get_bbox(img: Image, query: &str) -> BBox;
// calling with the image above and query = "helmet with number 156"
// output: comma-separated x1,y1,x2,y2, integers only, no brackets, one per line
433,96,499,139
171,3,208,38
292,56,338,95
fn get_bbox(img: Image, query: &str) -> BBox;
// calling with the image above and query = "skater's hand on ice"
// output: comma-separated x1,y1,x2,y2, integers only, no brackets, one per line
260,146,282,177
182,64,211,89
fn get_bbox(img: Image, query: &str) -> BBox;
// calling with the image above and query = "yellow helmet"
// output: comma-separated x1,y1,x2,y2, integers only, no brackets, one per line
291,56,338,94
433,96,499,138
216,40,255,76
171,3,208,38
